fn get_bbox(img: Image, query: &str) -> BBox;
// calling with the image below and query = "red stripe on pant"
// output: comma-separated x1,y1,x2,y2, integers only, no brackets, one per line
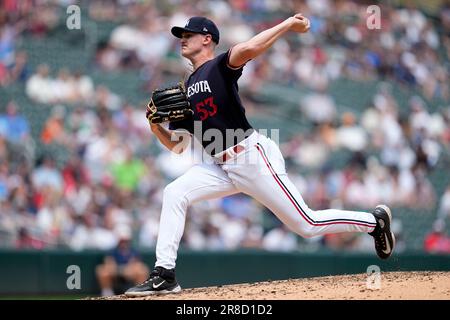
255,144,375,228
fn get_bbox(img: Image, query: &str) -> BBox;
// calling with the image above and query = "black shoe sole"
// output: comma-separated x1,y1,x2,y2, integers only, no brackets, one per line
124,285,181,297
373,205,396,259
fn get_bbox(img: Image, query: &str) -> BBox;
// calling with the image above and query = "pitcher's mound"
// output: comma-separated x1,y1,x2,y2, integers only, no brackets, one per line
95,271,450,300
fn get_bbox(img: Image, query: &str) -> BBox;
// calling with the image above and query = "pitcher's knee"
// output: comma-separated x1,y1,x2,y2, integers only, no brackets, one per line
163,182,189,207
292,222,319,238
300,225,318,238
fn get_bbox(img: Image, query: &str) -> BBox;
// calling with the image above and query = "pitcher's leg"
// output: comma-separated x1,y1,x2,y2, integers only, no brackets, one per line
156,164,237,269
230,142,377,238
257,172,377,237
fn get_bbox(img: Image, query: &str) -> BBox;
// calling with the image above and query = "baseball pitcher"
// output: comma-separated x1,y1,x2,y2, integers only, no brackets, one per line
125,14,395,296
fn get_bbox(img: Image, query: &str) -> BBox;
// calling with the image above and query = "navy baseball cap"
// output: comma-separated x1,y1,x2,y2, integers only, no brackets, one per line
171,16,220,44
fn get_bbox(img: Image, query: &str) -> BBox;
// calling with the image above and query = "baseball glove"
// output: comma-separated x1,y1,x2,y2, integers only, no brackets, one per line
146,82,192,124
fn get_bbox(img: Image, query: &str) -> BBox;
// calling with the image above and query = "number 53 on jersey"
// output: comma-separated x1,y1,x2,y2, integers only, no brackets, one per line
195,96,217,121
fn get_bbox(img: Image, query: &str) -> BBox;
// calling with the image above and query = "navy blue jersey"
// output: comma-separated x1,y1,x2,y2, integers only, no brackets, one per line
111,246,139,266
169,49,253,155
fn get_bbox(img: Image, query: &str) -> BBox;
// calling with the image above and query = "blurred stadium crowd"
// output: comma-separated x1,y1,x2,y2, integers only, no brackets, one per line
1,0,450,254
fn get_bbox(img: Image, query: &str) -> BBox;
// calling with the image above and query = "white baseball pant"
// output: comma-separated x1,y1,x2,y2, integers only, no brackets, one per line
155,131,377,269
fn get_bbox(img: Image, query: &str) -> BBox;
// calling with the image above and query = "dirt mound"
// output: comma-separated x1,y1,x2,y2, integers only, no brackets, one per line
95,271,450,300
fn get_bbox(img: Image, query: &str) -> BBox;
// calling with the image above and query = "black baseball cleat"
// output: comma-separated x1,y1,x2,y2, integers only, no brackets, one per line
369,205,396,259
125,266,181,297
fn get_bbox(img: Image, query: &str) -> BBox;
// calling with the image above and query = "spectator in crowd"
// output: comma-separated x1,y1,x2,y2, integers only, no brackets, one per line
25,64,54,104
335,112,368,152
31,156,63,192
109,146,146,193
424,220,450,254
41,105,68,145
410,163,436,209
300,83,336,125
9,50,30,83
15,227,45,250
96,226,149,296
26,65,96,105
69,213,118,251
438,185,450,221
0,101,29,143
262,224,298,252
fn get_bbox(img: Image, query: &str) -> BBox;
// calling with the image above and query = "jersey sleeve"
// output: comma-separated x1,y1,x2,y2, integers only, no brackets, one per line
217,49,244,80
